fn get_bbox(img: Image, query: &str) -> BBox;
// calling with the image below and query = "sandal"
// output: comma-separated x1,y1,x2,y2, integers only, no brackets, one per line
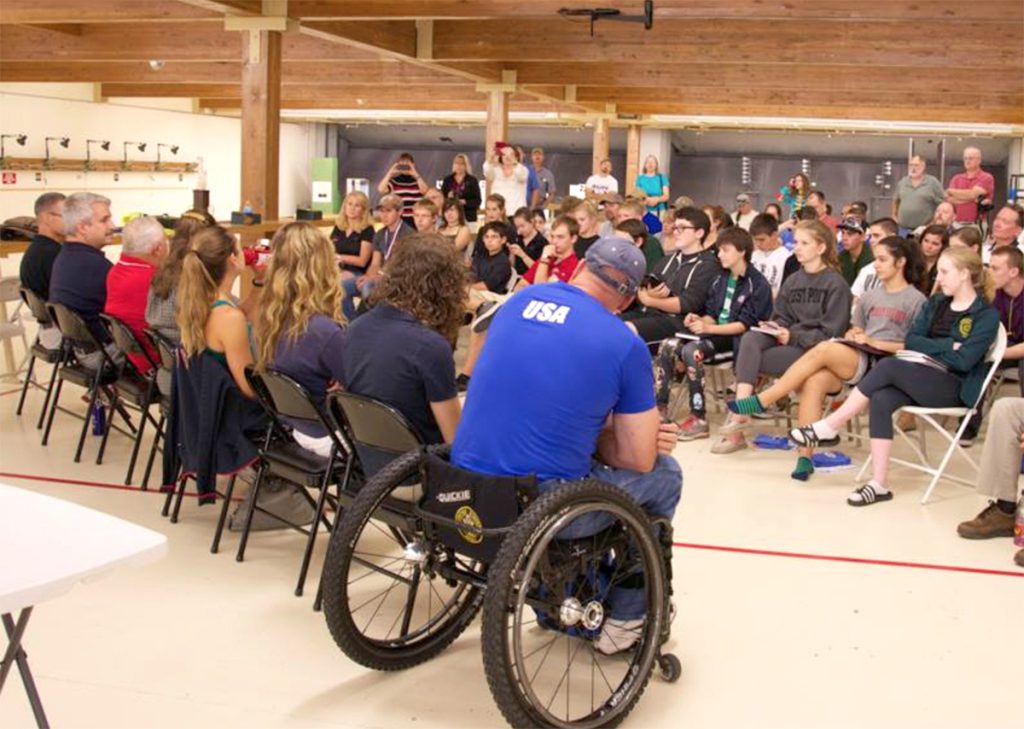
788,425,821,446
846,483,893,507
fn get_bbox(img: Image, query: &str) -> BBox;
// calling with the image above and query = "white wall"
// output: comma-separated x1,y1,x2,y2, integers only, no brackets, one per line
0,84,320,222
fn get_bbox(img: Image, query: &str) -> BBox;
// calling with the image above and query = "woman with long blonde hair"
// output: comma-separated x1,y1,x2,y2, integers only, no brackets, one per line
176,225,258,398
255,222,347,456
790,246,1000,506
715,219,851,453
441,152,482,223
333,190,374,320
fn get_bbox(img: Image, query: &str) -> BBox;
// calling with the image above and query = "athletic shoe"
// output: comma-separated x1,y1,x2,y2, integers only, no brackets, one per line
594,617,644,655
846,482,893,507
676,414,709,441
956,502,1016,539
718,416,751,435
471,300,500,333
710,435,747,454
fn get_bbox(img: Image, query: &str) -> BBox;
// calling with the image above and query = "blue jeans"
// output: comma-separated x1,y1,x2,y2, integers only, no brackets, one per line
341,275,378,321
538,454,683,619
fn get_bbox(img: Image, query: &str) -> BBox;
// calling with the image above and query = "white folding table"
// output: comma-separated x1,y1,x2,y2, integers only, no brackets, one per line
0,483,168,727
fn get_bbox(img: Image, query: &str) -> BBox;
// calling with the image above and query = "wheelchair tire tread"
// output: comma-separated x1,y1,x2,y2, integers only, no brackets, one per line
321,448,482,671
481,479,661,729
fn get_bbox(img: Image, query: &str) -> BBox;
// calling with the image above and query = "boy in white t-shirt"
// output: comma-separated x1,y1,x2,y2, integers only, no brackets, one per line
748,213,791,297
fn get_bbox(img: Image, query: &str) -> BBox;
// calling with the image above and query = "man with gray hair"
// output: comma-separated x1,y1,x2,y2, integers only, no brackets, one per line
50,192,119,368
20,191,67,348
104,215,166,372
946,146,995,226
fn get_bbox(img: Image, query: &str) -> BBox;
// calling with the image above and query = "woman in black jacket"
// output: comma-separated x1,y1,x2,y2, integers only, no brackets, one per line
440,153,482,223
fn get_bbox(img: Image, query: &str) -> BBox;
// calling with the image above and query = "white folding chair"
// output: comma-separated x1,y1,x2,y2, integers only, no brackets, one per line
856,324,1008,504
0,275,29,377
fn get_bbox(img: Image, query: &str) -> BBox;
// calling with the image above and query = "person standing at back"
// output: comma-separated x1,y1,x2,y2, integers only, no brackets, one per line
893,155,944,236
945,146,995,227
377,152,429,226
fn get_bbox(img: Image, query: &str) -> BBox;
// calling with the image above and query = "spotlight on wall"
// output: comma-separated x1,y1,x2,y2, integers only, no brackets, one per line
148,59,165,71
86,139,111,168
156,143,179,168
0,133,28,160
122,141,147,166
800,157,811,178
44,136,70,166
740,155,752,186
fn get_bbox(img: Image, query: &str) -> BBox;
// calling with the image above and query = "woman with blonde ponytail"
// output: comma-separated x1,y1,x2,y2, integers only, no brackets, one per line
176,225,258,398
790,246,1000,507
254,223,347,456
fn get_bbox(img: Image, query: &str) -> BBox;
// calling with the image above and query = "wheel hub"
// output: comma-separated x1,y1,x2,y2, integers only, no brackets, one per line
402,540,427,564
558,597,605,630
581,601,604,631
559,597,583,626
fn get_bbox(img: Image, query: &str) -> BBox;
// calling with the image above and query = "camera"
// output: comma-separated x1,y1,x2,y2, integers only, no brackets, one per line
641,273,664,288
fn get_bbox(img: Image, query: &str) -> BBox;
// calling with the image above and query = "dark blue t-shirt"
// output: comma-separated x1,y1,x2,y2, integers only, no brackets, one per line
272,314,347,437
452,282,655,481
49,241,113,343
341,304,456,444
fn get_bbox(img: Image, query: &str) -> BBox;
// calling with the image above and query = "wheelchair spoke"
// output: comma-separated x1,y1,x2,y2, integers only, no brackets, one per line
543,635,585,717
349,554,413,587
355,562,410,632
396,566,422,638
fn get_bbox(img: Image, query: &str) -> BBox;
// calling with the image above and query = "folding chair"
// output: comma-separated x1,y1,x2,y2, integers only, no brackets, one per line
241,367,353,597
0,276,29,377
140,328,176,491
856,324,1008,504
312,390,426,610
42,303,134,464
100,314,162,486
15,287,63,428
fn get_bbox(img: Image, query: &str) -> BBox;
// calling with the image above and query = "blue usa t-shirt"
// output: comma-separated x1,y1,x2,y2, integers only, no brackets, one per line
452,282,655,481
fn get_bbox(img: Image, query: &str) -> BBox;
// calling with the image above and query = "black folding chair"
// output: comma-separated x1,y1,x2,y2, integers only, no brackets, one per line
242,367,354,597
313,390,426,610
99,314,162,487
43,303,134,464
15,287,62,429
141,328,176,491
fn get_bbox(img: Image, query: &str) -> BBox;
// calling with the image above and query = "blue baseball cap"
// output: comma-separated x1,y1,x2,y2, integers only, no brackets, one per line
584,236,647,295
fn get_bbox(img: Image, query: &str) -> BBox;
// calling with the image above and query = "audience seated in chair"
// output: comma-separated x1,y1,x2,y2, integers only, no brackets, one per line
729,236,927,480
254,222,347,458
341,233,464,476
19,192,66,350
955,397,1024,569
49,192,122,371
621,206,722,345
655,227,772,442
748,213,791,298
105,215,166,374
332,191,375,322
790,247,999,506
717,220,851,454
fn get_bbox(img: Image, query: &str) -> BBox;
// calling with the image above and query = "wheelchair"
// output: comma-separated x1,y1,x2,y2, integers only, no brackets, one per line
320,444,680,728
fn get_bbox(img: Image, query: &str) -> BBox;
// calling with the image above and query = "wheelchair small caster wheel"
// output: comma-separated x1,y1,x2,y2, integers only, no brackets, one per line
658,653,681,683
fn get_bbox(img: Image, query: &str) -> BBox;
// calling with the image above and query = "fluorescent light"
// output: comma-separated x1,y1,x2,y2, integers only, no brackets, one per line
648,114,1022,136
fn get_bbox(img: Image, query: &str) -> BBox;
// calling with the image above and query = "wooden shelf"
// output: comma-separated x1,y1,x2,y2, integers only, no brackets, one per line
0,157,196,173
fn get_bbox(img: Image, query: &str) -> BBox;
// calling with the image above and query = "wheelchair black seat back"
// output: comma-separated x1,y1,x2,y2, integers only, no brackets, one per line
320,445,680,729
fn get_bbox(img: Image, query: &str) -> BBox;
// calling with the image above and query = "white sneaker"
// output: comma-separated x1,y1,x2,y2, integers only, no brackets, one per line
594,617,644,655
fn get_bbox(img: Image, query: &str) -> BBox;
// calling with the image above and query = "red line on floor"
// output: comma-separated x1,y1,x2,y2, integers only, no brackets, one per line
2,470,1019,577
673,541,1023,578
0,471,237,501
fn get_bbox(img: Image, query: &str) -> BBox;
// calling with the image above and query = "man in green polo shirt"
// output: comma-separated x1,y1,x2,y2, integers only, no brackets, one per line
838,216,873,286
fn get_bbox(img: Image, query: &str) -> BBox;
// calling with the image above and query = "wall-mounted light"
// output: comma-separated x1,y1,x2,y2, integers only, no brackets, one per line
122,141,147,166
44,137,70,167
800,157,812,179
85,139,111,168
156,143,179,168
0,133,27,160
740,155,752,186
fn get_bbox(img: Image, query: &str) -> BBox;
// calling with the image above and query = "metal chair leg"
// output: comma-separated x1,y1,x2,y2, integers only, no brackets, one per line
123,392,153,484
73,380,99,463
211,474,238,554
296,468,333,597
35,358,60,430
235,467,266,563
15,354,35,416
171,475,188,523
141,413,165,491
40,376,63,446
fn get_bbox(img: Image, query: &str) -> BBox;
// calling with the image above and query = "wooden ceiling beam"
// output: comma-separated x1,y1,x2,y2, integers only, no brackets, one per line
429,19,1021,67
198,97,561,112
281,0,1020,22
0,60,468,85
0,0,222,23
617,104,1022,125
101,81,481,98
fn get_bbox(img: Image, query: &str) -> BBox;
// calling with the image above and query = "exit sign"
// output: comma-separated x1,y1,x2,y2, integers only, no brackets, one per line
1,172,16,185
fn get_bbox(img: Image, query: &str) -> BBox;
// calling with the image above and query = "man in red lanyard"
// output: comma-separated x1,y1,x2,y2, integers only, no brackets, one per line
357,193,413,303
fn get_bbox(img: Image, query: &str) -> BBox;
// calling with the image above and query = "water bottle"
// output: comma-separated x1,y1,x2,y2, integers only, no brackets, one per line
242,200,254,215
91,404,106,436
1014,494,1024,548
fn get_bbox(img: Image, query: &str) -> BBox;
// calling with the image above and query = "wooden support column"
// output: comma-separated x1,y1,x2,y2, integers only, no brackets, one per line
485,90,509,159
625,124,641,196
592,118,610,175
240,29,282,221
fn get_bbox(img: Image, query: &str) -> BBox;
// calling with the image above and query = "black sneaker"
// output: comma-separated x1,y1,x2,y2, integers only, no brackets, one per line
471,300,501,333
456,373,471,392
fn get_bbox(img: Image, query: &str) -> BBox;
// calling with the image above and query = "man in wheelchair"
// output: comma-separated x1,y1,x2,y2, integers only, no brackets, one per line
451,236,683,655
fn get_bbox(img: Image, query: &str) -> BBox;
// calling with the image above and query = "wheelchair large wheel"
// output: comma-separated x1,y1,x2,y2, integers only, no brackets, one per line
481,480,667,728
322,449,484,670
